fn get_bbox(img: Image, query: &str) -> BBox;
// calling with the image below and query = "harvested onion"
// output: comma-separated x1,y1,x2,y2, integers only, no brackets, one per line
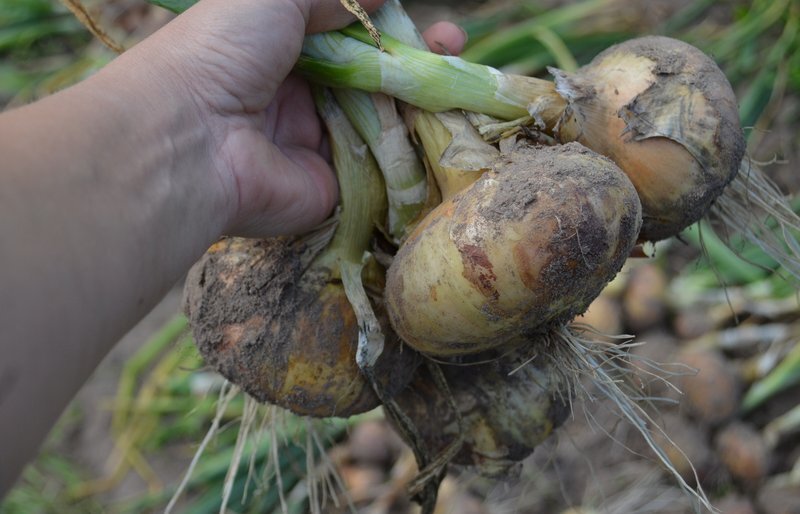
386,142,641,356
552,36,745,241
393,348,569,477
183,237,419,417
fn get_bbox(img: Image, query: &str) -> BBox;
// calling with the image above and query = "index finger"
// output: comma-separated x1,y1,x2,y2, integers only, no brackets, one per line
303,0,385,34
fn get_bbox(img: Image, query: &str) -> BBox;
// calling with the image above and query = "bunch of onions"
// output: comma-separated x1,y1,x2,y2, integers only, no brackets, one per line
153,0,800,511
298,10,800,273
303,7,776,511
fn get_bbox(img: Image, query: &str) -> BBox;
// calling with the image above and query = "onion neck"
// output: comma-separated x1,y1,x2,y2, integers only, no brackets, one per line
332,88,427,243
311,87,387,274
299,27,565,122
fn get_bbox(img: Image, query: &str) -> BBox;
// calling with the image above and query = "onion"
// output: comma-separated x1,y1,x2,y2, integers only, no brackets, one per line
385,142,641,356
183,237,419,417
552,36,746,241
392,348,569,477
715,422,769,487
677,348,741,426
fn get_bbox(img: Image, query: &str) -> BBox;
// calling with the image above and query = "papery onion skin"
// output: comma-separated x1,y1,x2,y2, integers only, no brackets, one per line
553,36,746,242
184,237,419,418
385,143,642,356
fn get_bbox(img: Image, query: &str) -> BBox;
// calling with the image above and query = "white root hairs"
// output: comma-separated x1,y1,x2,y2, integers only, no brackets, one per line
537,326,715,513
307,419,357,514
259,413,353,514
242,407,272,504
708,158,800,280
165,381,240,514
167,387,354,514
219,395,259,514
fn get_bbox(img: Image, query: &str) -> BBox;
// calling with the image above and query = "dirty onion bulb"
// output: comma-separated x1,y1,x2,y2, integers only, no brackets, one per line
385,143,642,356
552,36,745,241
183,237,419,417
393,347,570,477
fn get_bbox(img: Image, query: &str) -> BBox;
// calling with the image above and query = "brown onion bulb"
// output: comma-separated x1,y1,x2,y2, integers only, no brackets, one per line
553,36,745,241
385,142,641,356
184,237,419,418
392,348,569,477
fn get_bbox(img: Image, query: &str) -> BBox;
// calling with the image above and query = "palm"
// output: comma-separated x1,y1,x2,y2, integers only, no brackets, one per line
216,74,336,237
171,0,467,237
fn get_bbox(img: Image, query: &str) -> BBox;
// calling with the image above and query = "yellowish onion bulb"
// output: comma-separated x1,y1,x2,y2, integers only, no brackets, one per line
183,237,419,418
392,348,569,477
553,36,745,242
385,143,641,356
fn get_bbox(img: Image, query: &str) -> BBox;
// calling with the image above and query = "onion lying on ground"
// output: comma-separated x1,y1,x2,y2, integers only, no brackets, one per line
386,142,642,356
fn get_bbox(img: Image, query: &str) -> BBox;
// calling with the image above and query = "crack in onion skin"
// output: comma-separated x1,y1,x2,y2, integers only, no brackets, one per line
552,36,745,242
183,237,420,418
392,349,569,477
385,142,642,356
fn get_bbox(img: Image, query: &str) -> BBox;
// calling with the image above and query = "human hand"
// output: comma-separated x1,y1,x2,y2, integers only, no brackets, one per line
145,0,467,237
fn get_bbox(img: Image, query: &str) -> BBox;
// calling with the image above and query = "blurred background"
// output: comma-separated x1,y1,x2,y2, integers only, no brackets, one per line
1,1,799,512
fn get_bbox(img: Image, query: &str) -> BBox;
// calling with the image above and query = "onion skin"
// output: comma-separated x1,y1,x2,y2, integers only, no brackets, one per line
553,36,745,242
184,237,419,418
392,349,569,477
385,142,642,356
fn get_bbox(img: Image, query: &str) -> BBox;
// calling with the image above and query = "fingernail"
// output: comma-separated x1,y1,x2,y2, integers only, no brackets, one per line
459,25,469,46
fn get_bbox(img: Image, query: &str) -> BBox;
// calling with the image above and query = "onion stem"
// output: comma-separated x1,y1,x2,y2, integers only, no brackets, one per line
332,88,426,242
371,0,499,201
310,86,386,270
371,0,425,49
299,27,565,123
311,86,392,417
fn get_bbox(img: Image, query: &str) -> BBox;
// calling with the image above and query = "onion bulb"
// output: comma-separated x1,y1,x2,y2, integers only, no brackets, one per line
183,237,419,418
392,348,569,477
552,36,746,241
385,142,641,356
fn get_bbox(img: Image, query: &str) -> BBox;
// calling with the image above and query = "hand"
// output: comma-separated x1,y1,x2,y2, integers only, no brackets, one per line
0,1,467,494
148,0,467,237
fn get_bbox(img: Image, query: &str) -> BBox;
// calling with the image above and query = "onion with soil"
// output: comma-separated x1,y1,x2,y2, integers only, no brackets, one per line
393,347,570,477
184,237,419,418
385,142,642,356
552,36,746,241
